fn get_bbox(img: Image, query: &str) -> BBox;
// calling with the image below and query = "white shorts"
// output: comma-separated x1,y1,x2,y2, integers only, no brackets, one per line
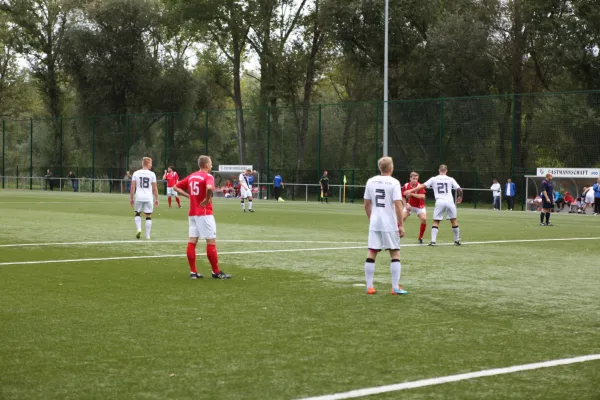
433,200,457,220
135,200,154,214
368,230,400,251
167,187,178,196
404,206,426,216
189,215,217,239
241,187,253,199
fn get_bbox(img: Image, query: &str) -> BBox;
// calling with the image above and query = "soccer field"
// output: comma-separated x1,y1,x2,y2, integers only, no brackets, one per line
0,191,599,400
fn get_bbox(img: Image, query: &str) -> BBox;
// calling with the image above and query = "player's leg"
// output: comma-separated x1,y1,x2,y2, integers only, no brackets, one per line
187,219,201,278
199,216,230,279
430,202,444,245
168,192,172,207
544,207,552,225
388,248,407,295
143,202,154,239
134,201,143,239
174,189,181,208
365,232,380,294
446,203,460,244
418,210,427,244
241,193,246,211
324,190,329,203
248,195,254,212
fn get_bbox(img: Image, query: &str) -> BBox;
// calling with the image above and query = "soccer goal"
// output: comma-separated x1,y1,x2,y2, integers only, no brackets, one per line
525,168,600,213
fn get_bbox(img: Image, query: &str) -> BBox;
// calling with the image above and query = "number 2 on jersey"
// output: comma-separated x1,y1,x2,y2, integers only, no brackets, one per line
437,182,448,194
375,189,386,207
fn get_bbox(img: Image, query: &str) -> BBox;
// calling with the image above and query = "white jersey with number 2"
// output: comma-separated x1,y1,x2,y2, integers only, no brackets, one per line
132,169,157,202
364,175,402,232
424,175,460,201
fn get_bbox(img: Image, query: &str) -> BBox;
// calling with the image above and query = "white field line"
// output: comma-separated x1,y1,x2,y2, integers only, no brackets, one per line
0,236,598,249
0,239,364,248
0,246,364,266
295,354,600,400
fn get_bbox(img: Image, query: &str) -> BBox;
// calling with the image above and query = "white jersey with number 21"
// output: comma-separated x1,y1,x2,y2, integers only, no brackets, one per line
132,169,157,202
424,175,460,201
364,175,402,232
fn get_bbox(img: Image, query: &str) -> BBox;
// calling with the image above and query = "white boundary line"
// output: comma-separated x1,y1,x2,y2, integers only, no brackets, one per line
0,239,364,248
295,354,600,400
0,246,364,266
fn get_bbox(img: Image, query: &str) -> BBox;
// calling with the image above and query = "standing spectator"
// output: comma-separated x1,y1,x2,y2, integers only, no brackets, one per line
593,178,600,215
490,178,501,210
553,190,564,212
505,178,516,211
273,173,283,201
124,171,132,193
44,169,54,191
564,191,575,213
319,170,330,203
540,173,554,226
67,171,78,192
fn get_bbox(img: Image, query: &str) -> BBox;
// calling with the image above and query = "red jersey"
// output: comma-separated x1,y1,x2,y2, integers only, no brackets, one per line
165,172,179,187
402,182,426,208
176,171,214,216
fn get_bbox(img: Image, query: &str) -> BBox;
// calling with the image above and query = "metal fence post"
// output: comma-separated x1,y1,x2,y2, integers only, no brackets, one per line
1,119,4,189
439,98,444,164
266,107,271,200
511,93,517,179
375,102,379,174
317,104,322,176
59,117,63,177
92,118,96,193
29,119,33,190
126,114,131,171
164,113,168,172
205,111,209,154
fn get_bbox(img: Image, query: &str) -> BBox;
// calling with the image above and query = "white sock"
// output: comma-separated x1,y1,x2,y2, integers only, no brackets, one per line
391,260,401,289
241,200,245,210
431,226,439,242
364,259,375,288
452,226,460,241
135,216,141,231
145,218,152,238
249,200,253,210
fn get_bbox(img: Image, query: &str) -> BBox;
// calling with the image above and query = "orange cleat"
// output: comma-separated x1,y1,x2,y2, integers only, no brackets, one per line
366,287,377,295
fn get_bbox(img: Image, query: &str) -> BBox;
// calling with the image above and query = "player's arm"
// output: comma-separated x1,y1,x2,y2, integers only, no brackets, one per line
405,183,426,194
394,199,405,237
129,178,136,206
200,184,214,207
174,178,190,199
364,199,372,219
152,182,159,206
163,171,167,180
456,188,463,203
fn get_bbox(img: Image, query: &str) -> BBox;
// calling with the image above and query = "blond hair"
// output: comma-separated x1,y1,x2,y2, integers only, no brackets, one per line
439,164,448,172
410,171,419,178
142,157,152,167
198,155,211,168
378,157,393,173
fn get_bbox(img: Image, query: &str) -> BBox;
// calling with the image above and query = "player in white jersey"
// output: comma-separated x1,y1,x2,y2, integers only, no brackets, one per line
129,157,159,239
363,157,407,295
238,168,255,212
405,164,462,246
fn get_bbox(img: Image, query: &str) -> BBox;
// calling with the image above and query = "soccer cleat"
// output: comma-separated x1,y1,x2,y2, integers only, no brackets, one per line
146,236,151,240
454,240,461,246
391,286,408,295
418,238,423,245
546,222,553,226
428,242,436,246
243,209,246,212
178,205,182,209
540,223,546,226
248,209,255,213
366,287,377,295
136,230,142,239
212,271,232,279
190,272,204,279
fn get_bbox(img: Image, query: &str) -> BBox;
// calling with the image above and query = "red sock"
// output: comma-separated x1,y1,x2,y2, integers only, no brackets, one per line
175,197,181,207
186,243,197,273
419,223,427,239
168,197,172,207
206,244,220,274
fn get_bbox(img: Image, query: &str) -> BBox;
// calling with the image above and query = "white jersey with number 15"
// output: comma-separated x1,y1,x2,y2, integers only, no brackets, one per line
424,175,460,201
364,175,402,232
132,169,157,202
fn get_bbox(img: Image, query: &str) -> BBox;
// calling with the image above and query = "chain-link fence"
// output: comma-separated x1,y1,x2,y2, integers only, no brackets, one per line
2,91,600,207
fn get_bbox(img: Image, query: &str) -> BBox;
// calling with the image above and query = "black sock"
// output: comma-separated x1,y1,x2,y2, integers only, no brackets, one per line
545,212,550,224
540,212,545,223
325,197,328,203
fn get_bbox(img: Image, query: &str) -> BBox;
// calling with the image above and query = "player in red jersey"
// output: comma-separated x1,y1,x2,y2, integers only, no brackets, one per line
163,166,181,208
174,155,231,280
402,171,428,244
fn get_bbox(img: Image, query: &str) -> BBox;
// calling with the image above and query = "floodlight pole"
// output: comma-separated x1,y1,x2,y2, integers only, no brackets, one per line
382,0,389,157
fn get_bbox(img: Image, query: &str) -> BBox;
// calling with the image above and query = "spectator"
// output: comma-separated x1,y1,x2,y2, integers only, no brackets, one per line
505,178,516,211
528,194,542,212
67,171,78,192
44,169,54,191
593,178,600,215
490,178,501,210
564,191,575,213
577,187,593,213
553,190,564,212
273,173,283,201
225,179,233,197
233,178,239,198
124,171,132,193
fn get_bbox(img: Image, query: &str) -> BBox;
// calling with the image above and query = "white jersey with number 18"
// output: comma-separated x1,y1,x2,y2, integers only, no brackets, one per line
424,175,460,201
132,169,157,202
364,175,402,232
